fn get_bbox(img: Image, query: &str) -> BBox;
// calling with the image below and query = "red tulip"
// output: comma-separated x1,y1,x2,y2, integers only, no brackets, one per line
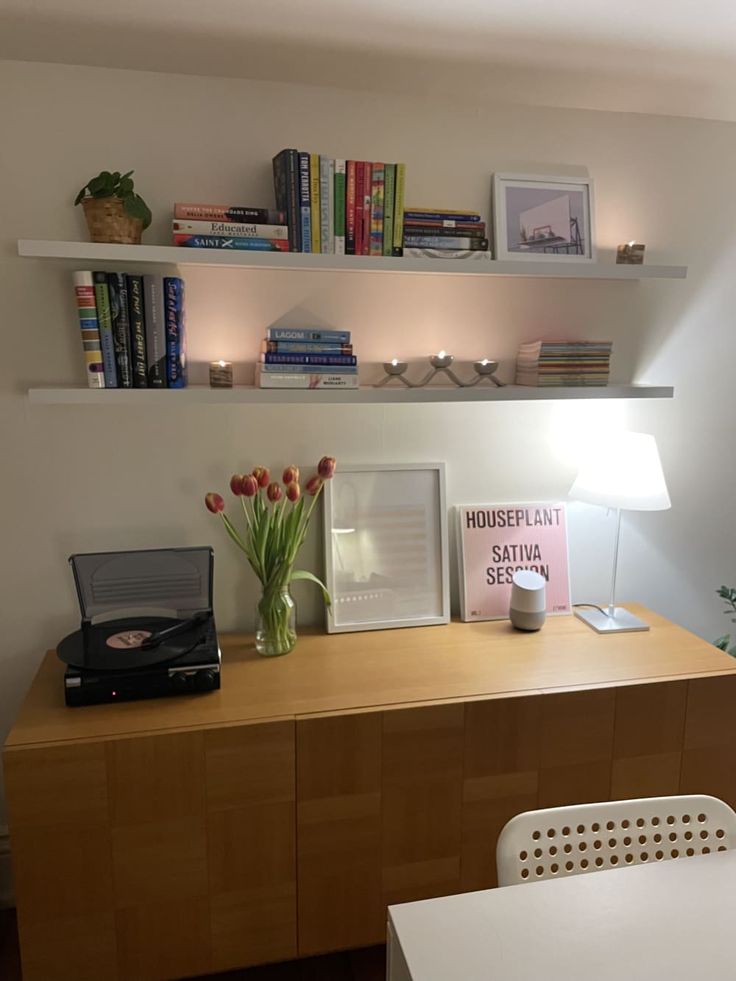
241,474,258,497
253,466,270,488
286,481,301,503
317,456,336,479
305,474,323,496
283,465,300,485
205,492,225,514
267,481,283,503
230,474,245,495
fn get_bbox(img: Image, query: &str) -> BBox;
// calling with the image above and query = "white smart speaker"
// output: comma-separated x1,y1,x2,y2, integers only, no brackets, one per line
509,570,547,631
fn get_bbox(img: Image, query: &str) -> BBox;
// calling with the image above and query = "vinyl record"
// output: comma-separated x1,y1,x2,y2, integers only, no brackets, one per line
57,616,209,671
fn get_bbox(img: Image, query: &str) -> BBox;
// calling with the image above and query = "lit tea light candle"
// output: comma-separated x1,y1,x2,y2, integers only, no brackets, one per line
473,358,499,375
209,360,233,388
429,350,454,369
376,357,412,387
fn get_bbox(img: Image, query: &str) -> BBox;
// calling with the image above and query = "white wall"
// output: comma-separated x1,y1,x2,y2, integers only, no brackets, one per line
1,59,735,836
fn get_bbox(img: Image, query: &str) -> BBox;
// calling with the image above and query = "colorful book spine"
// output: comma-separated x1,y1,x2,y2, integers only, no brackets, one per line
255,367,359,389
402,235,489,250
403,248,489,261
126,274,148,388
263,340,353,354
392,163,406,257
320,157,333,254
266,327,351,343
174,204,286,223
164,277,187,388
259,363,357,375
92,271,118,388
354,162,365,256
107,272,133,388
261,353,357,366
404,223,487,236
382,164,395,257
72,272,105,389
271,148,300,251
298,152,312,253
172,220,289,239
334,159,346,255
404,210,481,222
173,235,290,251
345,161,357,255
369,163,385,256
143,274,167,388
309,152,321,253
362,162,372,256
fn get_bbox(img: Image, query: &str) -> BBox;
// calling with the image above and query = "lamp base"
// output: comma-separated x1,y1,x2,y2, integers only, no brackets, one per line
574,606,650,634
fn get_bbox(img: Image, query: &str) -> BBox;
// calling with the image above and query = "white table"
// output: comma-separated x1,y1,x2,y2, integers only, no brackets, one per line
387,850,736,980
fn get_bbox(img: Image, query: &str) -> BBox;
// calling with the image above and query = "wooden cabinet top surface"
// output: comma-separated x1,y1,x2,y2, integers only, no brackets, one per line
6,605,736,751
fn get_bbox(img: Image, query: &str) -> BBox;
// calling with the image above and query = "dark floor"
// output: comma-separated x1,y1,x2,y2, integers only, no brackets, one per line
0,908,386,980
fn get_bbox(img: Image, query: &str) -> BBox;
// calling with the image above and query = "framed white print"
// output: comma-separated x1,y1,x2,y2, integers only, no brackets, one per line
492,173,596,262
323,463,450,633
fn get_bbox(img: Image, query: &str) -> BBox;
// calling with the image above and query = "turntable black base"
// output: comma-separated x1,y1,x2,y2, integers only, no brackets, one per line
61,617,221,707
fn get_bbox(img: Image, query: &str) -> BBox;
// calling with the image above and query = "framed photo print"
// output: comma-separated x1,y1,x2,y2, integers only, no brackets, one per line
492,173,596,262
456,501,571,621
323,463,450,633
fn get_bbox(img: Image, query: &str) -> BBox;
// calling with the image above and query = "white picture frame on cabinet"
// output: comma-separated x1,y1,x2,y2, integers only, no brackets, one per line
323,462,450,633
492,173,596,262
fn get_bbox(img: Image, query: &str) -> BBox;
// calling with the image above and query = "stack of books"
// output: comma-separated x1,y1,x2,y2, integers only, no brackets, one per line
72,271,186,389
255,328,359,389
515,340,612,387
403,208,489,259
272,149,406,256
172,203,290,251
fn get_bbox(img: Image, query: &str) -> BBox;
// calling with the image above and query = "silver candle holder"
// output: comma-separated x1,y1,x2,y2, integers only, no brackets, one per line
375,358,413,387
414,351,466,388
464,358,505,387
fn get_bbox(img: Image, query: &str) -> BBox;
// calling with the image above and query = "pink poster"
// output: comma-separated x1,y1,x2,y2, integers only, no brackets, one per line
457,503,571,621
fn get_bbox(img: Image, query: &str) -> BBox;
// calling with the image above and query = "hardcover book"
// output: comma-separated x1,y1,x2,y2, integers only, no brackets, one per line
263,340,353,354
255,366,359,389
354,162,365,256
392,163,406,256
369,163,385,256
456,503,571,621
164,276,187,388
319,156,334,254
266,327,351,343
126,274,148,388
173,235,290,251
334,159,346,255
272,148,300,252
261,353,357,366
309,152,321,253
298,151,312,253
258,362,357,374
92,271,118,387
107,272,133,388
362,162,372,256
143,274,167,387
382,164,396,257
71,271,105,389
404,209,481,222
345,160,357,255
172,220,289,239
174,204,286,223
402,235,489,250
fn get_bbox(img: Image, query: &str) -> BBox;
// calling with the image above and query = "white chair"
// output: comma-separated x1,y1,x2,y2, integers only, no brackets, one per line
496,794,736,887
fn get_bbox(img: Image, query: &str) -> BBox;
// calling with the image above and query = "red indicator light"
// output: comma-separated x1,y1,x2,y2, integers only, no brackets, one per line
112,690,118,696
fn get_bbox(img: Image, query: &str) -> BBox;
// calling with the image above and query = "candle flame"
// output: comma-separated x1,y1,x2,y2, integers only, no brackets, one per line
391,358,398,366
438,350,446,358
480,358,489,365
219,360,227,367
627,241,636,248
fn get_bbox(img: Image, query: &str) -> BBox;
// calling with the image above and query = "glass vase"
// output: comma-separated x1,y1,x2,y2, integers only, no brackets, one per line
255,585,297,656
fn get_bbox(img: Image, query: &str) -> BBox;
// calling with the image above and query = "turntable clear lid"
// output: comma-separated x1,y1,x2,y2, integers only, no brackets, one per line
69,547,214,622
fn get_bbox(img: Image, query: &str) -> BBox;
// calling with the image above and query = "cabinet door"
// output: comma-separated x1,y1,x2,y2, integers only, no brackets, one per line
297,713,383,954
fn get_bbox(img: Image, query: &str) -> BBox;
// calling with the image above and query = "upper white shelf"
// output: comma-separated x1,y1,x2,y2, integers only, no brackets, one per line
27,384,674,405
17,240,687,280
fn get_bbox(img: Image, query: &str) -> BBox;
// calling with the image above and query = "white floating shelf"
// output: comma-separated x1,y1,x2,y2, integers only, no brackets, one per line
27,385,674,405
17,240,687,280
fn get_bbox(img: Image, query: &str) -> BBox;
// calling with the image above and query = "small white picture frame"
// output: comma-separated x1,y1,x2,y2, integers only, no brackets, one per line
492,173,596,262
323,463,450,633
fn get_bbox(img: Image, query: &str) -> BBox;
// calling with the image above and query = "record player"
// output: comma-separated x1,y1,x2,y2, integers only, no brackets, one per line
58,547,221,707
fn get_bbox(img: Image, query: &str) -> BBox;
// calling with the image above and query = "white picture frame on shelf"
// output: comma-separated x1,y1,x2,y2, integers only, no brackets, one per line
492,173,596,262
323,462,450,633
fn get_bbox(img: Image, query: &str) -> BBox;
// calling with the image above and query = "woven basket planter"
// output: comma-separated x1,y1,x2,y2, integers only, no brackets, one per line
82,196,143,244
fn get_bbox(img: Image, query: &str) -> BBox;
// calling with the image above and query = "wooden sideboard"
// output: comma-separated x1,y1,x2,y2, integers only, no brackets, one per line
5,607,736,981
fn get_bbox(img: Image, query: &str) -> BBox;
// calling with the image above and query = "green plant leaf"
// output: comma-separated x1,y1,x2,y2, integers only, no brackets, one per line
123,193,152,229
118,176,133,197
121,170,134,180
291,569,332,608
715,635,731,651
74,185,88,205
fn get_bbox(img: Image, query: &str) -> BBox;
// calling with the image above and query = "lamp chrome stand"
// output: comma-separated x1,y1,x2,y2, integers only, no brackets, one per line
574,508,649,633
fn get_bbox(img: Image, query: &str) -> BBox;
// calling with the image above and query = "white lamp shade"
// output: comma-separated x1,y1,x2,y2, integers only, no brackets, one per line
569,431,671,511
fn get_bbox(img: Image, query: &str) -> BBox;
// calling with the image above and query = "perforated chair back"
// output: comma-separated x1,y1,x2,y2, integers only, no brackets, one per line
496,795,736,887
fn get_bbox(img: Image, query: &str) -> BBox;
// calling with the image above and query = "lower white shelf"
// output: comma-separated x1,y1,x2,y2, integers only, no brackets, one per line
27,384,674,405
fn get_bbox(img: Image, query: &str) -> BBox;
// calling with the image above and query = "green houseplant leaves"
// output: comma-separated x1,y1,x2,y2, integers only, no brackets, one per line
75,170,152,229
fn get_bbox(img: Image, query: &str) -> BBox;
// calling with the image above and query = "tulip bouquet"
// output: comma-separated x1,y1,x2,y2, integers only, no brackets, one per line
205,456,336,656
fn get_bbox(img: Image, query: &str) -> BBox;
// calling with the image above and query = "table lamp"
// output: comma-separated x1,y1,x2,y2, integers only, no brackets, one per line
568,431,670,633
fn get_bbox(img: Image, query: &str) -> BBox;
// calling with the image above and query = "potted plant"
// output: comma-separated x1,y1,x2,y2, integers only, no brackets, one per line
205,457,335,656
715,586,736,657
75,170,152,244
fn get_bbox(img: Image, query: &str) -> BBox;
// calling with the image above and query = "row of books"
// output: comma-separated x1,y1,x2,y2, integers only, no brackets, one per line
515,340,612,387
273,149,406,256
255,328,359,389
171,203,289,251
402,208,489,258
72,271,186,389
